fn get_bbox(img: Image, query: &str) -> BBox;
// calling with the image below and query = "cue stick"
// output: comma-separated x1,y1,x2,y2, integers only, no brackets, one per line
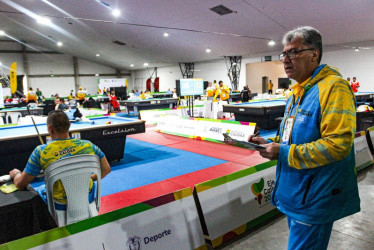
27,105,44,145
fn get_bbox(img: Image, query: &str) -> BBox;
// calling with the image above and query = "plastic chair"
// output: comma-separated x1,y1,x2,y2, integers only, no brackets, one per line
43,154,101,226
27,103,38,108
6,112,22,124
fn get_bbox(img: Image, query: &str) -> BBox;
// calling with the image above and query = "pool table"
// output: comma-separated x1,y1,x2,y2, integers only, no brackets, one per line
119,98,178,116
355,92,374,102
0,116,145,175
0,106,44,116
223,99,286,130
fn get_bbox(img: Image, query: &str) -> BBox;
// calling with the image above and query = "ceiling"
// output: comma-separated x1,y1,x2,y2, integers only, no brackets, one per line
1,0,374,71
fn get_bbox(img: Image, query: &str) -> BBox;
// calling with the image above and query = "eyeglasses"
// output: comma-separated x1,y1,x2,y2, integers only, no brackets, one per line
279,48,315,61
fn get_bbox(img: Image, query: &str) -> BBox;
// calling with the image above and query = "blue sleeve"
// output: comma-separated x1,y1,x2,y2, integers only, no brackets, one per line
92,143,105,159
24,146,43,176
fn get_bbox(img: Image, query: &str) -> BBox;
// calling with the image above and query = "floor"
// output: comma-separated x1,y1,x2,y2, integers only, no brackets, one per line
216,165,374,250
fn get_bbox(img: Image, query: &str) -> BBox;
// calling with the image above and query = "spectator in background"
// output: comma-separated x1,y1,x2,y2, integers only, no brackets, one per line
135,90,140,96
140,91,146,100
240,86,251,102
268,80,274,94
346,77,351,83
77,87,86,105
166,88,173,94
26,87,37,104
36,88,43,102
68,91,75,101
172,88,178,98
351,77,360,92
109,91,120,111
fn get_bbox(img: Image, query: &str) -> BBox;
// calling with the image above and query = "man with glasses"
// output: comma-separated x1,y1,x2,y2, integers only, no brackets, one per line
9,110,111,206
250,26,360,249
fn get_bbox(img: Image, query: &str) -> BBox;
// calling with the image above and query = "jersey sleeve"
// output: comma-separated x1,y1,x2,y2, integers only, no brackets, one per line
24,146,43,176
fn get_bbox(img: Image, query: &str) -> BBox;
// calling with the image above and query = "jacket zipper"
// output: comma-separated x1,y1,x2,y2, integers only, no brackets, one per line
302,175,314,205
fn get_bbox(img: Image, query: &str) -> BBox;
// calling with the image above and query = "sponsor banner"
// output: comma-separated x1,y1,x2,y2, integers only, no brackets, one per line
196,119,255,142
195,162,277,247
99,78,127,91
156,115,195,138
354,132,374,171
3,188,206,250
156,115,255,142
140,108,179,125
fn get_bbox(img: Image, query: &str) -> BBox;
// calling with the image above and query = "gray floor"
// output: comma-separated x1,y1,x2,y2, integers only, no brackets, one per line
216,165,374,250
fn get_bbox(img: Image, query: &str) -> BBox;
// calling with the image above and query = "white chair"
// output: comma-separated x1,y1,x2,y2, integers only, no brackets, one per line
44,154,101,226
27,103,38,108
6,112,22,124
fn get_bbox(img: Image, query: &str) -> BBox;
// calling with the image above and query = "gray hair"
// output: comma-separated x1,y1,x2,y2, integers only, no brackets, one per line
282,26,323,64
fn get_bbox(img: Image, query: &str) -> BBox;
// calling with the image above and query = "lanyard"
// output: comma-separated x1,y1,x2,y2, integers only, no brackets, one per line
280,94,302,144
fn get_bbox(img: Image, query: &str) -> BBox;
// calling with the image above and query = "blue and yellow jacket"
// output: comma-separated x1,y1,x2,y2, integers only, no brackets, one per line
269,64,360,224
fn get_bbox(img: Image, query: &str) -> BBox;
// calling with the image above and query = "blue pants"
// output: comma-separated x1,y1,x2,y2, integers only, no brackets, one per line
287,216,334,250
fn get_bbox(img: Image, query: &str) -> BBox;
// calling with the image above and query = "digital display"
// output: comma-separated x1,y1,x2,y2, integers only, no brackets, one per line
179,79,204,96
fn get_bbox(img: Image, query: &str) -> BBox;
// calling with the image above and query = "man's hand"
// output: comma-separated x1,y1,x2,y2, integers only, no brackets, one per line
248,135,268,145
9,169,21,180
257,142,280,160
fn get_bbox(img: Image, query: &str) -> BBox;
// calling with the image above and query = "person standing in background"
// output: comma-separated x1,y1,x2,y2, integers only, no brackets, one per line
250,26,360,250
268,80,273,94
36,88,43,102
240,86,251,102
26,87,37,104
351,77,360,92
77,87,86,105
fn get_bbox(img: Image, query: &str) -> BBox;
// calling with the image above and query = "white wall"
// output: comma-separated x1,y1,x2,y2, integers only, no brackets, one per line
322,48,373,92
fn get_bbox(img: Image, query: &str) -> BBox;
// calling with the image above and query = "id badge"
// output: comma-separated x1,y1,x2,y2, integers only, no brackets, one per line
281,117,293,145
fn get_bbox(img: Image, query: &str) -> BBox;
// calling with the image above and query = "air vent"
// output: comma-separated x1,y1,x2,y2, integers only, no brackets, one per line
210,5,233,16
112,40,126,46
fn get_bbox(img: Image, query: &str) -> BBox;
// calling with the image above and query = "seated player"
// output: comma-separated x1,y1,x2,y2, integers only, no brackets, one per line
55,97,68,110
9,110,111,207
4,95,13,103
109,91,120,111
27,87,38,104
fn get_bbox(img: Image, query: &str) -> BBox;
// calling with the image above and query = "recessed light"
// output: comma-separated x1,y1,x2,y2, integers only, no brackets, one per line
144,63,149,67
96,54,100,57
268,40,276,46
95,73,99,76
354,47,360,52
57,41,63,46
112,9,121,17
36,16,52,25
130,64,134,67
163,32,169,37
206,48,211,53
0,30,5,36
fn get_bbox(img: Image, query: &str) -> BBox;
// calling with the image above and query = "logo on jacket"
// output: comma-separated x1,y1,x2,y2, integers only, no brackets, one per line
126,236,141,250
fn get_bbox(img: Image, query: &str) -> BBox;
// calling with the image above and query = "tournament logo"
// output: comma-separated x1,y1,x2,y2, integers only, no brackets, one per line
251,178,274,206
126,236,141,250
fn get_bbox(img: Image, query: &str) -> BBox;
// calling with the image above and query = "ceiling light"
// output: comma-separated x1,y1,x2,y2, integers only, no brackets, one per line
354,47,360,52
268,40,276,46
57,41,63,46
163,32,169,37
144,63,149,67
96,53,100,57
206,48,211,53
95,73,99,76
130,64,134,67
36,16,52,25
112,9,121,17
0,62,2,66
0,30,5,36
